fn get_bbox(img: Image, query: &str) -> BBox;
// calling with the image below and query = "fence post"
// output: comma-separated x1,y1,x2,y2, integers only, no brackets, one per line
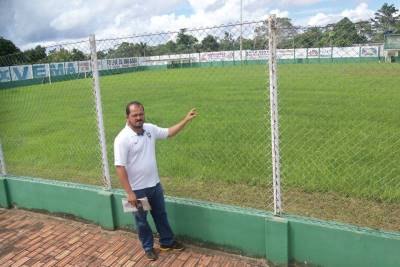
89,34,112,190
268,15,282,216
48,63,52,84
0,140,7,176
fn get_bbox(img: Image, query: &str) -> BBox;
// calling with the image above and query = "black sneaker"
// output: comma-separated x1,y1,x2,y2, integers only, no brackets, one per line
160,241,185,251
145,249,158,261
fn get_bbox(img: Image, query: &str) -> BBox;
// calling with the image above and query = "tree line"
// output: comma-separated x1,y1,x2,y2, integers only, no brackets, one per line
0,3,399,66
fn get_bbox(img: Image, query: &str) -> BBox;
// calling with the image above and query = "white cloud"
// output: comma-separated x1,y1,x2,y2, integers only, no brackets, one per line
281,0,320,6
1,0,177,46
269,9,289,18
140,0,276,34
0,0,288,49
308,13,342,26
308,2,374,26
341,3,374,22
188,0,219,12
50,8,92,31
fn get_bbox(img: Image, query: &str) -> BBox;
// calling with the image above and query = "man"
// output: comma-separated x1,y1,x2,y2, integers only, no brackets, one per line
114,101,197,261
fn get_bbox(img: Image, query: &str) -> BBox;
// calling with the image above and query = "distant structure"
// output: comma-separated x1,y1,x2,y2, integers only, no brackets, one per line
384,34,400,62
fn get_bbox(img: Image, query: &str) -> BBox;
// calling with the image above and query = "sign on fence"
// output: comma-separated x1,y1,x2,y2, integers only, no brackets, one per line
0,45,383,83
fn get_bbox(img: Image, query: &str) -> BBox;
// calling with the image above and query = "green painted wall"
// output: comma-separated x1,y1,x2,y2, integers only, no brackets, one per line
287,218,400,267
4,176,115,229
266,217,289,265
0,177,10,208
1,176,400,267
164,197,267,256
111,189,267,257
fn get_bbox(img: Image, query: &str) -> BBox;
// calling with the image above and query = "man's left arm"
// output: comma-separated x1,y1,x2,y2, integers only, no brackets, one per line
168,108,197,138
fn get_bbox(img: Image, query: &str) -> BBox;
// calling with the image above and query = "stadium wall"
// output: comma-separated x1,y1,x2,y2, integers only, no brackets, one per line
1,176,399,267
1,57,391,90
1,45,391,89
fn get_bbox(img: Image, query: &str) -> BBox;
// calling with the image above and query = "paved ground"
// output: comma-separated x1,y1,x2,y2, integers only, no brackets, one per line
0,208,267,266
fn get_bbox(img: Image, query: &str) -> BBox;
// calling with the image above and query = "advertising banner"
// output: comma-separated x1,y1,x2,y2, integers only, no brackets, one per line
78,61,91,73
307,48,319,58
200,51,234,62
32,64,48,79
106,57,137,69
0,45,383,84
277,49,293,59
0,67,11,82
64,62,78,75
333,47,359,58
10,65,33,81
246,50,268,60
320,47,332,58
295,48,307,59
49,63,65,76
361,47,378,57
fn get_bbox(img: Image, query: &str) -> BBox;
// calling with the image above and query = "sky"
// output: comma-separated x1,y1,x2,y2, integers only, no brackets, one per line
0,0,397,50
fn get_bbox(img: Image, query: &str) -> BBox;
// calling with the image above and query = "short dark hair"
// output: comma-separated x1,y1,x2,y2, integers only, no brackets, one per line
126,101,144,116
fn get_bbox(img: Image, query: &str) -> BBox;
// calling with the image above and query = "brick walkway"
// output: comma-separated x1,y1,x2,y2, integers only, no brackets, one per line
0,209,267,266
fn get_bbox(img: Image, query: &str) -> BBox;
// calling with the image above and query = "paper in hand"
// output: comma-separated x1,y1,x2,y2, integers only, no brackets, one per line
122,197,151,213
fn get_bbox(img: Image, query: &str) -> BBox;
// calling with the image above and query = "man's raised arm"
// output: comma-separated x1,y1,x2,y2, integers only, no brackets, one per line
168,108,197,138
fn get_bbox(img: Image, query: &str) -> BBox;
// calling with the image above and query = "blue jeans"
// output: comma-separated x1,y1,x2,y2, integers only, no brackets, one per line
133,183,174,252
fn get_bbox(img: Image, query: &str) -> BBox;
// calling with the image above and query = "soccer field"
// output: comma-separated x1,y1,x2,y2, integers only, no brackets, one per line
1,63,399,206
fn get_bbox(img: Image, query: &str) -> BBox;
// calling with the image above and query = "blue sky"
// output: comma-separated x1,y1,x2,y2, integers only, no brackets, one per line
0,0,397,49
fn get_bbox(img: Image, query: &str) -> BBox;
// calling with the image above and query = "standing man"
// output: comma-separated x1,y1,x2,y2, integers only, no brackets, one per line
114,101,197,261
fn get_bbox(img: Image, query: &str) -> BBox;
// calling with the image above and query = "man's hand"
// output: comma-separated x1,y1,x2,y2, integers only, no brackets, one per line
127,192,137,207
185,108,197,122
168,108,198,138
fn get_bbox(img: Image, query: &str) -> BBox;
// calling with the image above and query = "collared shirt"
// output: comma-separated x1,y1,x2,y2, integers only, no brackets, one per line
114,123,168,190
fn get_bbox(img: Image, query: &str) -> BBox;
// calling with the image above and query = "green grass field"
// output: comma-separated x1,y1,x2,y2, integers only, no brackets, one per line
1,63,400,225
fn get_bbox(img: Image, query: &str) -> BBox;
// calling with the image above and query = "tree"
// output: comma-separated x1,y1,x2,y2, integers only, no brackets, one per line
291,18,366,48
371,3,400,35
329,17,366,46
240,38,254,50
0,37,20,57
70,48,86,61
176,29,198,52
107,42,141,58
254,17,297,49
219,32,235,51
294,27,324,48
165,40,177,53
0,37,21,66
23,45,47,64
354,21,374,42
47,48,73,62
138,42,148,57
151,40,177,55
97,51,107,59
201,35,219,52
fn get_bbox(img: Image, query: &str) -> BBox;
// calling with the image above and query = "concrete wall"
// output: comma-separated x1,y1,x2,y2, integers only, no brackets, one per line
1,176,399,267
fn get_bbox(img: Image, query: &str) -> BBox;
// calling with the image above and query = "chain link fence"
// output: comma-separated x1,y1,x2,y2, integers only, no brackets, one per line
273,20,400,230
94,21,273,210
0,40,105,186
0,21,273,210
0,17,399,232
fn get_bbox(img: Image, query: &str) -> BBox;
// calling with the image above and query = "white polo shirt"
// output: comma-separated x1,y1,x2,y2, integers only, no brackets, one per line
114,123,169,190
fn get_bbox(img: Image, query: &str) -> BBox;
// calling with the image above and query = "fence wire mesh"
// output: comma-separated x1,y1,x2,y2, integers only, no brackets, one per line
0,40,105,186
274,21,400,231
0,22,273,210
1,17,399,232
95,21,273,210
